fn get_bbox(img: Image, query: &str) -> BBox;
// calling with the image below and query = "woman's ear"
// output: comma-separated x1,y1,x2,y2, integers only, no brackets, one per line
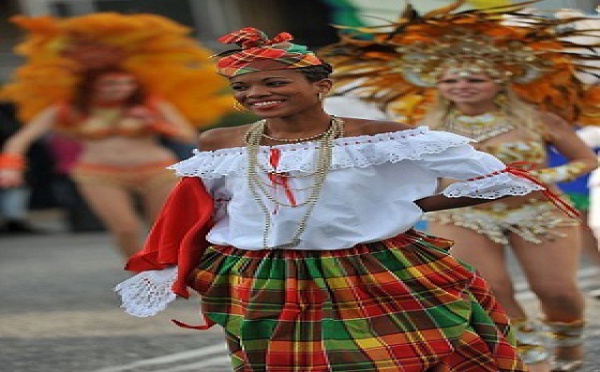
315,78,334,95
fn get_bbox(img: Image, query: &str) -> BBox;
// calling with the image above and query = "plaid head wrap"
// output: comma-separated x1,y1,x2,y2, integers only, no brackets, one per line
215,27,324,77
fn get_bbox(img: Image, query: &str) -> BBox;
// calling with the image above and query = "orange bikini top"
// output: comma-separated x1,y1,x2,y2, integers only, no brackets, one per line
55,98,176,140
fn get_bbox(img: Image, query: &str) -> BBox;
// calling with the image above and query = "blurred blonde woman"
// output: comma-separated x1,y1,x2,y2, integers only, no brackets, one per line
422,70,595,372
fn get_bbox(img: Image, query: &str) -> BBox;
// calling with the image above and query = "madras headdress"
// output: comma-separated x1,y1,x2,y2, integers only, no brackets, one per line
215,27,324,77
319,0,600,125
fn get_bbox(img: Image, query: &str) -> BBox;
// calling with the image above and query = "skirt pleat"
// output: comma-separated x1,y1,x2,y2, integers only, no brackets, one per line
188,229,525,372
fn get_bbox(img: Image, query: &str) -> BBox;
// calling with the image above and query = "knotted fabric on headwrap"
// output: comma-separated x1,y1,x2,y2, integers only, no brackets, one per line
215,27,323,77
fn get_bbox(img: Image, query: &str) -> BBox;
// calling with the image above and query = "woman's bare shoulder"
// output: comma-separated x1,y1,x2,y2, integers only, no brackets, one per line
339,117,415,137
536,111,574,140
198,124,253,151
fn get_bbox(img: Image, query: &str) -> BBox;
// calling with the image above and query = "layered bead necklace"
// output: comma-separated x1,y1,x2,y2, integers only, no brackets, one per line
244,116,345,249
443,110,515,142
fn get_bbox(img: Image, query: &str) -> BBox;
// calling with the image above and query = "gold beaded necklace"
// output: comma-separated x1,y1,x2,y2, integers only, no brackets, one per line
245,116,345,249
443,110,514,142
261,125,331,142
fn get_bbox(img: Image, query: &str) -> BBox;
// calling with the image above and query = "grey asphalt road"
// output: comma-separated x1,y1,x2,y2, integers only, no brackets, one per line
1,210,600,372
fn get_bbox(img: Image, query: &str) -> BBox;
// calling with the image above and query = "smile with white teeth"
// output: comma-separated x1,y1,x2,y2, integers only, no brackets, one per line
251,101,281,107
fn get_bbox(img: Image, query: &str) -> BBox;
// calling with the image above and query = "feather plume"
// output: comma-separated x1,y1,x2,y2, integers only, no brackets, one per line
319,1,600,125
1,13,234,127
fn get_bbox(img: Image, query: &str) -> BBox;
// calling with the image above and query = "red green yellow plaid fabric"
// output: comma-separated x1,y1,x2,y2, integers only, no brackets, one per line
188,229,526,371
215,27,324,77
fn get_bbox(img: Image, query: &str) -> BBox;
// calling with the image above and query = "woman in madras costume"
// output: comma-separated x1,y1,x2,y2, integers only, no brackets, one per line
0,13,233,260
112,26,575,372
319,2,600,371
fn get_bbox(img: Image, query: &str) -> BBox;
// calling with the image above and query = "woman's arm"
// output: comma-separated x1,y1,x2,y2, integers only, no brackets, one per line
2,105,58,155
415,193,507,212
530,112,599,183
154,101,198,143
1,105,58,187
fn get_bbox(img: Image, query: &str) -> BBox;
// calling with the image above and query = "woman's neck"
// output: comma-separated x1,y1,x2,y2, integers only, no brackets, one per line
453,102,497,116
264,112,333,138
90,98,127,108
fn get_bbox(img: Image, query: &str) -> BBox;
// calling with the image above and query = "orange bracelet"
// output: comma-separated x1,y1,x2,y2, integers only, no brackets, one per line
0,153,26,170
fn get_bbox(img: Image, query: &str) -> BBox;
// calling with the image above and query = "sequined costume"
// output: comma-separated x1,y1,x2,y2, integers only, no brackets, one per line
425,136,579,244
54,99,173,140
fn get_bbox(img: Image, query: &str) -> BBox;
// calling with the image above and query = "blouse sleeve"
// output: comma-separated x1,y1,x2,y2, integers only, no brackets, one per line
416,141,544,199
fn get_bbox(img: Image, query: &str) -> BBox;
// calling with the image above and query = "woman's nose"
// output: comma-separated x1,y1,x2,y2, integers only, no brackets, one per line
246,85,269,97
454,79,471,88
456,79,472,88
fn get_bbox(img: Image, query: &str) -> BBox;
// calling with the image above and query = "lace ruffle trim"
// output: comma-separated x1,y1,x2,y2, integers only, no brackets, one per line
114,266,177,317
170,126,472,179
443,170,544,199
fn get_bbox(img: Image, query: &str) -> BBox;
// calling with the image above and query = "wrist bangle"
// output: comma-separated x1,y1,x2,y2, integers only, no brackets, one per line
0,153,26,170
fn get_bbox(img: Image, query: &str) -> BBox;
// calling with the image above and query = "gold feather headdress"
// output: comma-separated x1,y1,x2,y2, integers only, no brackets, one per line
318,0,600,125
1,12,234,127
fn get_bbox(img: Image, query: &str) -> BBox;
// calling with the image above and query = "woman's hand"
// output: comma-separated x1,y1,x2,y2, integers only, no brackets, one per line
126,106,162,124
126,105,187,138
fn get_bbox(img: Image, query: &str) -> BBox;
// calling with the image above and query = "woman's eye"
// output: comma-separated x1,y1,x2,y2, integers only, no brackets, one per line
266,81,287,87
439,79,457,84
230,85,247,91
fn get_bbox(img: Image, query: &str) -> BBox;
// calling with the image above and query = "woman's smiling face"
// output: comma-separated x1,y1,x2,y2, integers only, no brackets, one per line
436,70,502,106
229,69,327,118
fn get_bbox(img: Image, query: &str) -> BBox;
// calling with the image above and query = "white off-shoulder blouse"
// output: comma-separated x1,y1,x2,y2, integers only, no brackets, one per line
170,126,542,251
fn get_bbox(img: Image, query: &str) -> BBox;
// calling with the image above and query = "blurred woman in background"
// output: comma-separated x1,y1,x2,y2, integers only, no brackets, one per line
0,13,233,260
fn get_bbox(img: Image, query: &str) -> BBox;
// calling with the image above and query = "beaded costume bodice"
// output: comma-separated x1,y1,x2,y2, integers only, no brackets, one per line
477,139,547,166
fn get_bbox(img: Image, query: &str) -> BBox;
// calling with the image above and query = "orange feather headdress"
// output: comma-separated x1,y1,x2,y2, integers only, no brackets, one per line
318,0,600,125
1,12,234,127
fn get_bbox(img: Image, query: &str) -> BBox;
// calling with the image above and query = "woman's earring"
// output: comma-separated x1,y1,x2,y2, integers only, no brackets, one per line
317,92,324,102
233,102,248,112
494,92,508,108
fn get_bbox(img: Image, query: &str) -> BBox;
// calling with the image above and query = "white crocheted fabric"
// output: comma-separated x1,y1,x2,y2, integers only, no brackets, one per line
443,172,545,199
114,266,177,317
169,126,473,178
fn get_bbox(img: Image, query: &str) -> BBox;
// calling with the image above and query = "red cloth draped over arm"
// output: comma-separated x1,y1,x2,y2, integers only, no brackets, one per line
124,176,214,298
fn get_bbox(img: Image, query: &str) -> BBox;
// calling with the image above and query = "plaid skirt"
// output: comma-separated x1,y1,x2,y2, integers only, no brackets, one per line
187,229,526,372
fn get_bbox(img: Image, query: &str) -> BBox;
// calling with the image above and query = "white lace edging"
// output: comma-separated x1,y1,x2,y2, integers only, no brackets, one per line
114,266,177,317
169,126,473,179
443,172,545,199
